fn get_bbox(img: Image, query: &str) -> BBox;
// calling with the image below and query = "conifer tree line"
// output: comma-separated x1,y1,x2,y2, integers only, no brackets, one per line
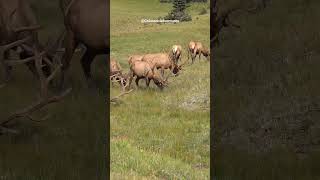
172,0,189,12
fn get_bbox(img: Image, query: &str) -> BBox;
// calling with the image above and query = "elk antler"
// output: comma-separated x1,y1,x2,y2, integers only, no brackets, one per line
110,89,133,104
163,72,176,86
110,71,131,92
0,45,72,134
3,88,71,126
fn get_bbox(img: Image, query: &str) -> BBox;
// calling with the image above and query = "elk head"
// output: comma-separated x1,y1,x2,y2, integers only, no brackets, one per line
172,59,188,76
152,70,167,90
172,65,181,75
201,48,210,60
160,72,177,88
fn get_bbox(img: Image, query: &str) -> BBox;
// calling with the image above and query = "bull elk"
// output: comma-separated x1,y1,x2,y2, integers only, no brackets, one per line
191,42,210,63
59,0,109,88
141,52,181,77
187,41,196,61
128,60,169,90
171,45,182,64
201,47,210,61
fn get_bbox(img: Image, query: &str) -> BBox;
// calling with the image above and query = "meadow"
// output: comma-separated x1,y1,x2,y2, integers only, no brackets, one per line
0,1,107,179
110,0,210,179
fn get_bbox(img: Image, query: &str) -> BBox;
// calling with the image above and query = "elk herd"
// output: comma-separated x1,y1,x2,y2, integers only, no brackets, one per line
110,41,210,92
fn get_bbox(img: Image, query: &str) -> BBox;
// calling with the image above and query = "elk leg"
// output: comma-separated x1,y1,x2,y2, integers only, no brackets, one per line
135,77,141,87
146,78,150,87
80,49,96,87
191,53,195,64
170,66,175,76
161,67,165,77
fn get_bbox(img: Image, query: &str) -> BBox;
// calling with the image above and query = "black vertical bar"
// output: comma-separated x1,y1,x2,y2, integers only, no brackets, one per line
210,0,215,179
106,0,111,179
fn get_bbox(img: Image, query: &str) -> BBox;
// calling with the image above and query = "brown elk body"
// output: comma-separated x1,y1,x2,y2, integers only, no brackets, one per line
187,41,196,61
192,42,203,63
201,47,210,60
141,53,179,77
171,45,182,64
127,54,143,66
128,60,166,90
59,0,109,86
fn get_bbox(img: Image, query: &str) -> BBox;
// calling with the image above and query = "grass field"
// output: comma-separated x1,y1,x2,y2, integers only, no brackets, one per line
0,1,107,179
110,0,210,179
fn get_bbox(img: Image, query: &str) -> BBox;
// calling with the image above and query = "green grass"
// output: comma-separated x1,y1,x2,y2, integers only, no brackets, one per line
111,0,210,179
0,1,107,179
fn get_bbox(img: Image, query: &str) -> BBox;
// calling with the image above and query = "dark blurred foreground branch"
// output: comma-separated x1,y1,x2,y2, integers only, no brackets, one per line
0,36,71,135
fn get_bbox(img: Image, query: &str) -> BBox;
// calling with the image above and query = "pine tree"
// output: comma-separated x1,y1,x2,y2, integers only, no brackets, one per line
164,0,192,21
172,0,188,13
